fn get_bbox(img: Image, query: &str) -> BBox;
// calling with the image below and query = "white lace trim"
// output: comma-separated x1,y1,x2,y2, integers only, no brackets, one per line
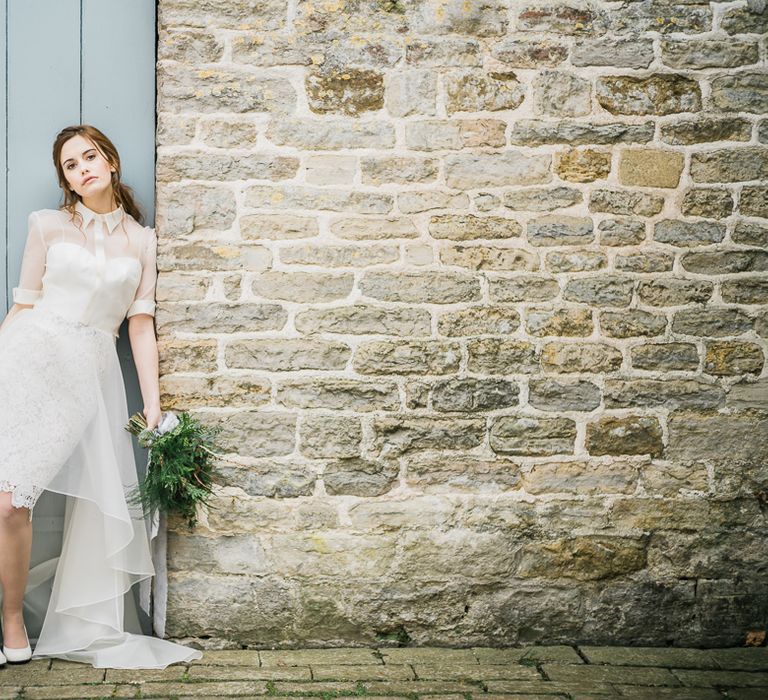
0,480,40,521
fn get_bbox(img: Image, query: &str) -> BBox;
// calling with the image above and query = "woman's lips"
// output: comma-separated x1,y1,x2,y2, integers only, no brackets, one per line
83,176,97,185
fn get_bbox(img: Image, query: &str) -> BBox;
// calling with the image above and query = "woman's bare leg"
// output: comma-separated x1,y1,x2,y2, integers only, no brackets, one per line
0,492,32,648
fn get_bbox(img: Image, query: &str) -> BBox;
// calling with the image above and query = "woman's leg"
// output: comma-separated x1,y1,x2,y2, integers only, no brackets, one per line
0,492,32,648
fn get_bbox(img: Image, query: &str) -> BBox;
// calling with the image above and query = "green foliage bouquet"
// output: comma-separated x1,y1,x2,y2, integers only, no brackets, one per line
125,410,223,528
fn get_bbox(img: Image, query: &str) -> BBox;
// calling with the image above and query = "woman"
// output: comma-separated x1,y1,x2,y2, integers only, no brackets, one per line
0,125,202,668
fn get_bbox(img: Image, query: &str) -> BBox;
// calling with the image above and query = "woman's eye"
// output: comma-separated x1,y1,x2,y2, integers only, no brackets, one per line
87,154,95,160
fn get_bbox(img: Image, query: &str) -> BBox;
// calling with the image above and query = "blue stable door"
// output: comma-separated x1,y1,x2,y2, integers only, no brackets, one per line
0,0,157,639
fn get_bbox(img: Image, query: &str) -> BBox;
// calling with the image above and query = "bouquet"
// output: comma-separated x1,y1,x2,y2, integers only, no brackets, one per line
125,410,223,529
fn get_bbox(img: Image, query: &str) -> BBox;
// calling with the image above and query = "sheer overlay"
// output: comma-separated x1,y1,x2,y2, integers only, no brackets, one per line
0,203,202,668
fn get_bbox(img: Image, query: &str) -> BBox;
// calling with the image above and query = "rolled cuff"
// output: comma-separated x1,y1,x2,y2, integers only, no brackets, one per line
12,287,41,305
126,299,156,318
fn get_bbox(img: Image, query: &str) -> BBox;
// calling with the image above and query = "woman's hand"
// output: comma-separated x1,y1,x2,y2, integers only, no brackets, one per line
143,404,162,431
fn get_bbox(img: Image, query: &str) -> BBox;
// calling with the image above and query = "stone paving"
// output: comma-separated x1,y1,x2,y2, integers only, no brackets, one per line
1,646,768,699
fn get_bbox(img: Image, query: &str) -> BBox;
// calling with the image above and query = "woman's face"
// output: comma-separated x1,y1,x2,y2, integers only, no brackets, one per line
59,134,115,201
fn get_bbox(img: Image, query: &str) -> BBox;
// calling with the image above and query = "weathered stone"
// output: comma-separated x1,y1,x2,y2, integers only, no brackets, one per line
430,377,520,412
522,460,638,496
540,342,624,373
437,306,521,336
252,271,353,302
671,308,754,337
304,154,356,185
545,248,608,272
502,186,582,211
444,70,525,113
397,190,470,213
266,117,395,149
526,307,593,337
528,378,601,412
518,536,647,581
157,112,197,145
276,378,400,411
155,271,210,301
467,339,539,374
158,151,299,183
361,156,439,185
637,278,713,306
722,5,768,35
158,63,295,113
279,243,399,267
245,184,393,214
609,2,713,35
613,250,673,273
604,379,725,411
159,0,286,29
295,305,431,336
404,243,433,265
726,378,768,411
533,70,591,117
740,186,768,219
489,276,560,302
373,415,486,457
586,415,664,458
562,276,634,307
661,40,759,69
666,410,768,463
517,4,608,34
596,75,701,115
439,245,538,271
224,339,351,371
631,343,700,372
571,37,653,68
405,119,506,150
712,72,768,113
445,152,551,188
214,463,315,500
157,183,237,234
331,217,418,240
156,302,287,334
598,218,647,246
527,216,594,246
359,271,480,303
159,28,225,63
491,38,567,67
198,117,260,148
429,214,522,240
490,415,577,456
160,374,271,409
306,68,384,116
659,117,752,145
680,249,768,274
384,70,437,117
407,37,482,66
510,120,655,146
157,242,271,272
405,454,522,493
354,340,461,375
721,278,768,304
600,310,668,338
690,148,768,183
240,214,319,241
618,149,684,188
704,341,764,376
322,458,399,496
589,189,665,216
299,415,362,459
202,410,297,459
733,222,768,247
653,220,726,247
158,338,218,373
681,189,734,218
555,148,611,182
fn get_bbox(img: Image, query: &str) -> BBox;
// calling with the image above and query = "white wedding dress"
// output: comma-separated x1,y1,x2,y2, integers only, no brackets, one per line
0,201,202,668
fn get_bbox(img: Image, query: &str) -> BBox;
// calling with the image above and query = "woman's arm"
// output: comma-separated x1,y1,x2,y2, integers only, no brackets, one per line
128,313,162,430
0,303,33,334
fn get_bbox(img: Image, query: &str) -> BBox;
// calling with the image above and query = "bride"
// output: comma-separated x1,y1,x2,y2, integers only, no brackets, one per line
0,124,202,668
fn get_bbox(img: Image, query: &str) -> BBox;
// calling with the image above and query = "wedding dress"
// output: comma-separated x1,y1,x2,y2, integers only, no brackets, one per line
0,200,202,668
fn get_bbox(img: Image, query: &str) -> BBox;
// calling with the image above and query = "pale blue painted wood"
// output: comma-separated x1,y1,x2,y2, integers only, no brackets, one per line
1,1,6,309
2,0,157,639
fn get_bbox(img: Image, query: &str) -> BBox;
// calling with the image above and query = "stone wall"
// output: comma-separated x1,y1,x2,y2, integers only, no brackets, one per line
155,0,768,648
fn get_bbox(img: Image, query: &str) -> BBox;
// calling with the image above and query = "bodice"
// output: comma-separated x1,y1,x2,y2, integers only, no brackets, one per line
33,242,142,338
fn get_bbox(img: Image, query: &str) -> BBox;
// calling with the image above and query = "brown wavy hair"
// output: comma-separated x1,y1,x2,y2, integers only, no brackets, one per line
52,124,145,226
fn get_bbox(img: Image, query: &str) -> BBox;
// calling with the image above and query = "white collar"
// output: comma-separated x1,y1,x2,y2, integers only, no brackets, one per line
74,199,125,234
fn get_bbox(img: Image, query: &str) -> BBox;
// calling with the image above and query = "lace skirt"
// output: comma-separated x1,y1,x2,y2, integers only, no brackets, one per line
0,306,202,668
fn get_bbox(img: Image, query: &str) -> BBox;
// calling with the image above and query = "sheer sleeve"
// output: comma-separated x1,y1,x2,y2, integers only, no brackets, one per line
126,227,157,318
13,211,47,305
